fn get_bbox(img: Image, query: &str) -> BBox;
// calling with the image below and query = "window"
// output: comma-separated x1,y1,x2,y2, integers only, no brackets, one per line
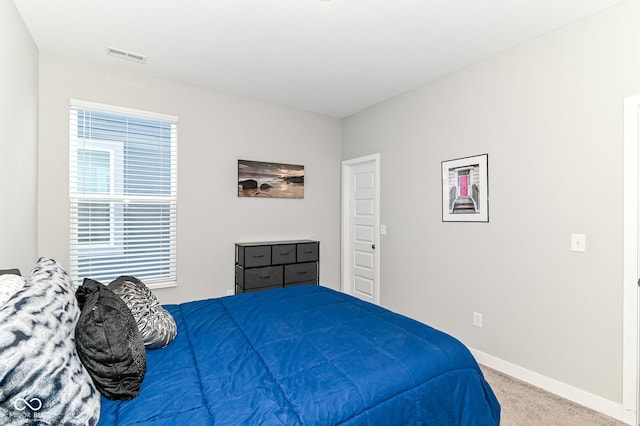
70,100,178,288
77,148,114,245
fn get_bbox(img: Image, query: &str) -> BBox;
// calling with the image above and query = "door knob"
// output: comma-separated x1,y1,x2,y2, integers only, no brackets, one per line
372,244,375,249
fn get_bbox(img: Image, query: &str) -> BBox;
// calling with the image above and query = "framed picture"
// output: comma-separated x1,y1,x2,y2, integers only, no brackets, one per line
238,159,304,198
441,154,488,222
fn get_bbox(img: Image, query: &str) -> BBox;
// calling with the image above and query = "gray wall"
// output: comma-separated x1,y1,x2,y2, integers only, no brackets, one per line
0,0,38,275
37,53,343,304
342,0,640,404
7,0,640,411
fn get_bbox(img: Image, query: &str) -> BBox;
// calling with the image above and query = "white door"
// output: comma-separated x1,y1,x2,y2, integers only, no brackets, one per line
623,95,640,425
342,154,380,305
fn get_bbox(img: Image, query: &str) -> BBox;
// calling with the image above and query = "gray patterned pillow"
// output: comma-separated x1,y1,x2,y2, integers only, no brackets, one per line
0,257,100,425
108,276,177,349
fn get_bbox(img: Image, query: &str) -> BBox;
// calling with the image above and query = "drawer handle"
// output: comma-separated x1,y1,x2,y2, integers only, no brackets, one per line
297,272,307,275
260,275,271,280
280,252,291,255
252,255,265,258
303,251,313,254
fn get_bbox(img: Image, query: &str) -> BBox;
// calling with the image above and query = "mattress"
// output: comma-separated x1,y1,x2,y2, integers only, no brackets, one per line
99,285,500,425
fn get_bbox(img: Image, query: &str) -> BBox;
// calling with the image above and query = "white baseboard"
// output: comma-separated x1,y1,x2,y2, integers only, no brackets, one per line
470,348,627,424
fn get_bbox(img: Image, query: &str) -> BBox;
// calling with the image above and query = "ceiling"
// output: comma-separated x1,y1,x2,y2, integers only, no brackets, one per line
13,0,624,118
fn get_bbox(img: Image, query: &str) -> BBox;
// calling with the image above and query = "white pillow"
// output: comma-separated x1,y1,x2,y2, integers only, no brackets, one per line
0,274,25,306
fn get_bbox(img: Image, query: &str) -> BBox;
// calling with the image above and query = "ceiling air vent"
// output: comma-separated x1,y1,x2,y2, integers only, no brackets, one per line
106,46,147,64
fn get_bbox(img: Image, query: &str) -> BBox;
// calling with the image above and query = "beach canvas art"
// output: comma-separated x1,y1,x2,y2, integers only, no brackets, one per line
238,160,304,198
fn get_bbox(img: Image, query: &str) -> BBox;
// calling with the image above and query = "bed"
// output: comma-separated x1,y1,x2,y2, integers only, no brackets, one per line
0,259,499,425
100,285,500,425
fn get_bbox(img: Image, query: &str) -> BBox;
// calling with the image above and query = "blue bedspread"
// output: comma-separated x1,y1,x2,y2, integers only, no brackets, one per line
99,285,500,425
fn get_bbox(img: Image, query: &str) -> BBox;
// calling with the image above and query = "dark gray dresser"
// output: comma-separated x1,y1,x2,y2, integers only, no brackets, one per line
235,240,319,294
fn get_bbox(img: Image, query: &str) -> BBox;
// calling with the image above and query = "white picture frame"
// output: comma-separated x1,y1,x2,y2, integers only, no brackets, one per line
441,154,489,222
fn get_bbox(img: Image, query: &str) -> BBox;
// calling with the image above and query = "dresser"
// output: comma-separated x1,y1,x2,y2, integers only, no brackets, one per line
235,240,319,294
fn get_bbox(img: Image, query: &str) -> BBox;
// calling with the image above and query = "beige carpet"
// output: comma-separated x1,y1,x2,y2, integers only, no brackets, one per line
480,365,626,426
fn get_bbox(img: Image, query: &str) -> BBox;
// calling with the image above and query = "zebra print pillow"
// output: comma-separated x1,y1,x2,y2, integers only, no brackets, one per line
108,276,177,349
0,258,100,425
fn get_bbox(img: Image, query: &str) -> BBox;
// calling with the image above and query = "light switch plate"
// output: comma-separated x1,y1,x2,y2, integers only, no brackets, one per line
571,234,586,252
380,224,387,235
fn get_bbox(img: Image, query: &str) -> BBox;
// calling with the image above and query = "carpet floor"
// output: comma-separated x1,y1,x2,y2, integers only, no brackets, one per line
480,365,626,425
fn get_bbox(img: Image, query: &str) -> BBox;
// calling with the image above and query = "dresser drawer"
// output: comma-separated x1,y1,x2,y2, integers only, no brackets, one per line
242,284,282,293
296,242,319,263
240,265,284,289
284,262,318,284
239,245,271,267
284,281,315,288
271,244,296,265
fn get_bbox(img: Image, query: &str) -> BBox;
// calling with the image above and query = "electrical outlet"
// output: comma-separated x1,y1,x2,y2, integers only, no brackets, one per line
473,312,483,328
225,289,234,296
571,234,586,252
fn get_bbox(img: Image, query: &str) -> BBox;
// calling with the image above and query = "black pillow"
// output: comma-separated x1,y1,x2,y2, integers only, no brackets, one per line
0,268,21,276
75,278,146,400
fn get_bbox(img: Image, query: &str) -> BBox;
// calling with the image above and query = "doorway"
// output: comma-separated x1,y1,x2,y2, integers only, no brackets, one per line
341,153,380,305
623,94,640,425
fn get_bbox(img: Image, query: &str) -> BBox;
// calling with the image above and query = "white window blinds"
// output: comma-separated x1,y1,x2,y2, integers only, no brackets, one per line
69,100,178,288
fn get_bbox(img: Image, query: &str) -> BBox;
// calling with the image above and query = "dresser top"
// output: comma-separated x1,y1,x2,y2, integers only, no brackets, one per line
236,239,318,247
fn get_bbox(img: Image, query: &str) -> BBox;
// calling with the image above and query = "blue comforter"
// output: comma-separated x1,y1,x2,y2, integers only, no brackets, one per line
99,286,500,425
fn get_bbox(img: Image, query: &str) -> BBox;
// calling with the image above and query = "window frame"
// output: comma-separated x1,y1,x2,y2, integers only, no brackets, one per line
69,99,178,289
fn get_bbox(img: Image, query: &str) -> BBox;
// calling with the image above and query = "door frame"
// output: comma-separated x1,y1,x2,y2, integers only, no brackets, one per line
623,95,640,425
341,153,381,305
